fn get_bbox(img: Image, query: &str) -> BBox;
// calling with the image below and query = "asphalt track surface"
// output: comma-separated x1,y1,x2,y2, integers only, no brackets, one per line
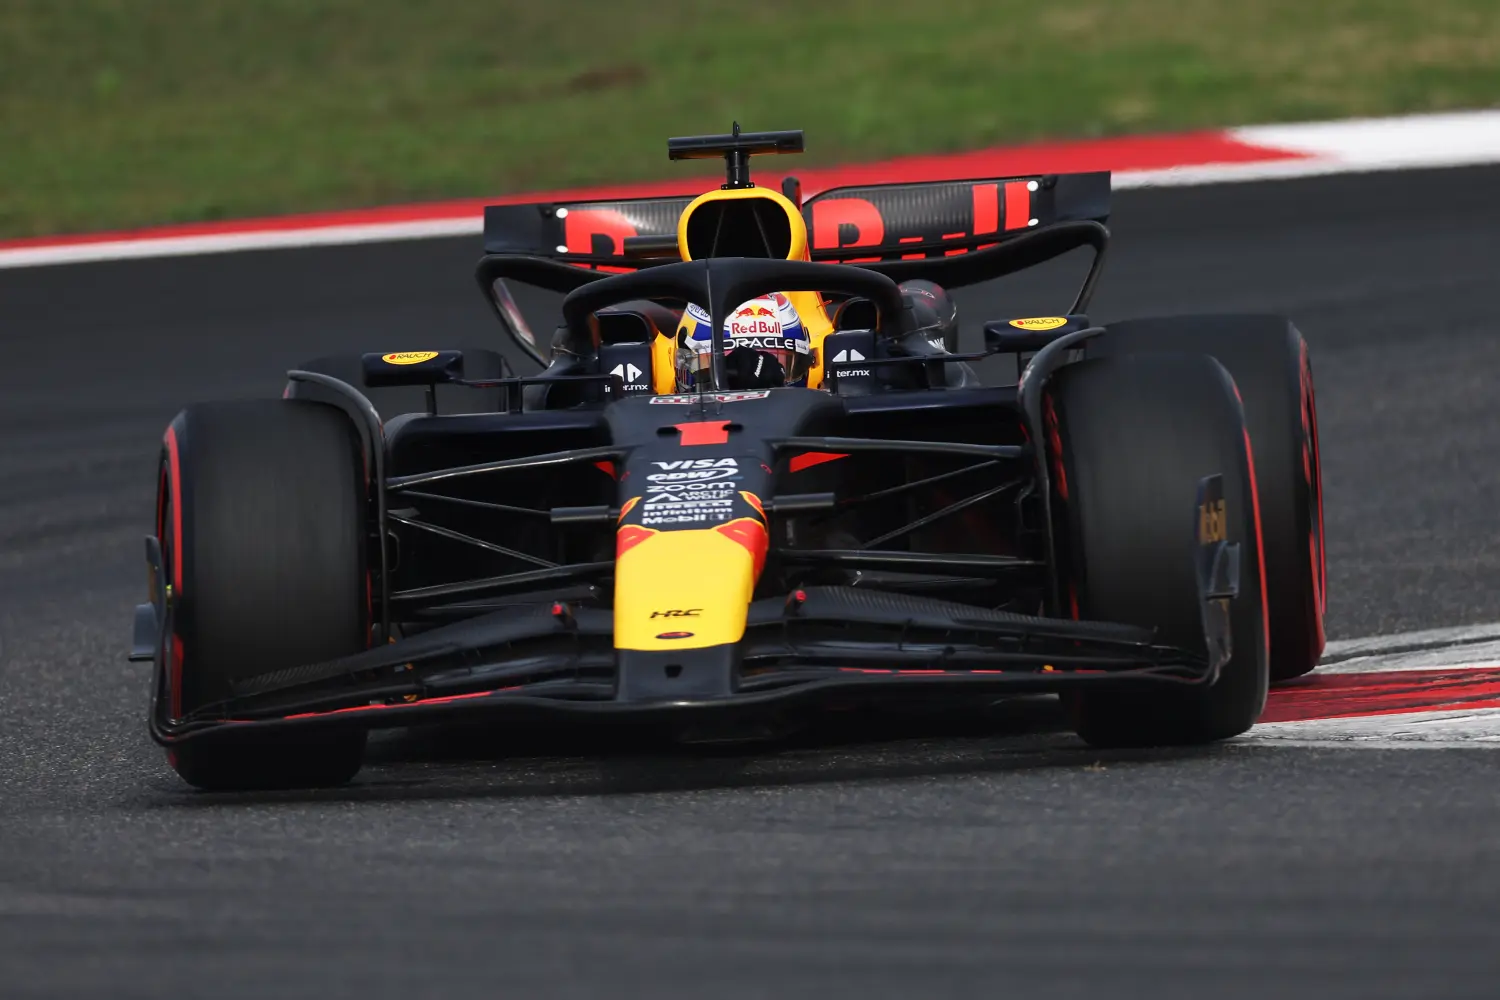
4,167,1500,998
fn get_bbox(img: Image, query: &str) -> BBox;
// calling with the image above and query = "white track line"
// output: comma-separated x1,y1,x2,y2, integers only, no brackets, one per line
1114,156,1460,189
1322,622,1500,661
1235,110,1500,171
1118,110,1500,188
1318,644,1500,677
0,218,481,269
1316,623,1500,675
1245,707,1500,748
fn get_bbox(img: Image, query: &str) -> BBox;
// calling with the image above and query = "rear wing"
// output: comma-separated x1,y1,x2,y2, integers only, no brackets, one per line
482,172,1111,276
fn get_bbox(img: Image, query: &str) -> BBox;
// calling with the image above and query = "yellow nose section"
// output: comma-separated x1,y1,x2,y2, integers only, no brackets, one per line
615,519,767,651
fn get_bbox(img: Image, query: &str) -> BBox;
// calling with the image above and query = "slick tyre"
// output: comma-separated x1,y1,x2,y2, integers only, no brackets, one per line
1050,353,1269,747
1088,315,1325,680
158,399,369,790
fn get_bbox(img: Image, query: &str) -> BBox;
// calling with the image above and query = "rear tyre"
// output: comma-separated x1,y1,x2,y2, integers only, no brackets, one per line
1088,315,1325,680
159,399,370,790
1050,353,1268,747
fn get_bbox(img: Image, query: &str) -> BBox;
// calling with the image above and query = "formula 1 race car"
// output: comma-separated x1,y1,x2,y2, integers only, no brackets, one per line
130,127,1326,790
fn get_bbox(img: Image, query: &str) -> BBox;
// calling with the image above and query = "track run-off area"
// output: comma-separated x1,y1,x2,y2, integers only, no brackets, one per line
3,161,1500,997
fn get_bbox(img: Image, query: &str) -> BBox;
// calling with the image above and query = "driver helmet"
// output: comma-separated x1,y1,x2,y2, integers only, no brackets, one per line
675,293,811,391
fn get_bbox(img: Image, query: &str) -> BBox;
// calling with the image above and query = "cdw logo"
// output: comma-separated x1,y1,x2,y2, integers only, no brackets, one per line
647,469,734,482
652,459,738,471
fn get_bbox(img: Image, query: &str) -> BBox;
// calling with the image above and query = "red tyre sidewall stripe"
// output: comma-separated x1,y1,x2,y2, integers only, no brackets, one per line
162,424,186,719
1301,341,1328,652
163,426,184,595
1043,390,1068,501
359,439,374,648
1041,388,1079,620
1241,426,1272,659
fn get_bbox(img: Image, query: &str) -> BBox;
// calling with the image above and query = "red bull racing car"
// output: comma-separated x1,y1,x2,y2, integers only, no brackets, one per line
130,127,1326,790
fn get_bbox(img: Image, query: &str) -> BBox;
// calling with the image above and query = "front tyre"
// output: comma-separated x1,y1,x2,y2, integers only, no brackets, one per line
1050,353,1269,747
157,399,370,790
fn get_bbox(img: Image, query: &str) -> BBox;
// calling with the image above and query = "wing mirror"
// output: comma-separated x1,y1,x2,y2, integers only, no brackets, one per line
983,315,1091,354
361,350,465,388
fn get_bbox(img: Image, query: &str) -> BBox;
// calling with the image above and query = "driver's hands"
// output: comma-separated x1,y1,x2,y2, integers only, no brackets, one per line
724,347,785,389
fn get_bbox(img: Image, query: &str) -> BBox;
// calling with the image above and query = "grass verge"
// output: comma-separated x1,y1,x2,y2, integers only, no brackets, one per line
2,0,1498,238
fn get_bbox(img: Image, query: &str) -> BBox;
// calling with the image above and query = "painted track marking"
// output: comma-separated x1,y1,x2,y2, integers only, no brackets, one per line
1248,623,1500,747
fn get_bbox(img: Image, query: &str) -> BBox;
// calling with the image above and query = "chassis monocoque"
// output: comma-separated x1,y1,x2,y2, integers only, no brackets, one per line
130,128,1326,790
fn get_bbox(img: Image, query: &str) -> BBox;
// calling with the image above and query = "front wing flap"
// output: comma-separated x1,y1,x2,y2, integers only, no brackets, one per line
146,581,1230,746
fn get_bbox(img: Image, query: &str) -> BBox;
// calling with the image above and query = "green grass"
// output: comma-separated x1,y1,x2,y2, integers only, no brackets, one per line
3,0,1499,238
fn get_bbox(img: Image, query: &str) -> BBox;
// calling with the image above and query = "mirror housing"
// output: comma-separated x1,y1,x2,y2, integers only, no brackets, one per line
983,315,1091,354
362,350,465,388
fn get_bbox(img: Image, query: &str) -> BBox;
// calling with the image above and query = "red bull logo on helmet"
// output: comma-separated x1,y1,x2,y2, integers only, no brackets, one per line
679,296,809,356
727,295,808,354
728,317,782,336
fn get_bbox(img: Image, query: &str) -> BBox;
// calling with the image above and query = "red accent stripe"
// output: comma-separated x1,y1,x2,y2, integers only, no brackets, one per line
1043,392,1067,501
616,524,657,558
163,426,183,595
972,183,999,235
675,421,732,446
1241,424,1272,659
1003,181,1031,231
777,131,1308,194
789,451,848,473
834,666,1105,677
162,425,186,719
1301,341,1328,655
714,517,769,579
282,686,524,720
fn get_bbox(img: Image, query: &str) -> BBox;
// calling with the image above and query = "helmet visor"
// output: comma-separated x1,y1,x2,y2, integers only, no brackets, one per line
676,343,712,390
